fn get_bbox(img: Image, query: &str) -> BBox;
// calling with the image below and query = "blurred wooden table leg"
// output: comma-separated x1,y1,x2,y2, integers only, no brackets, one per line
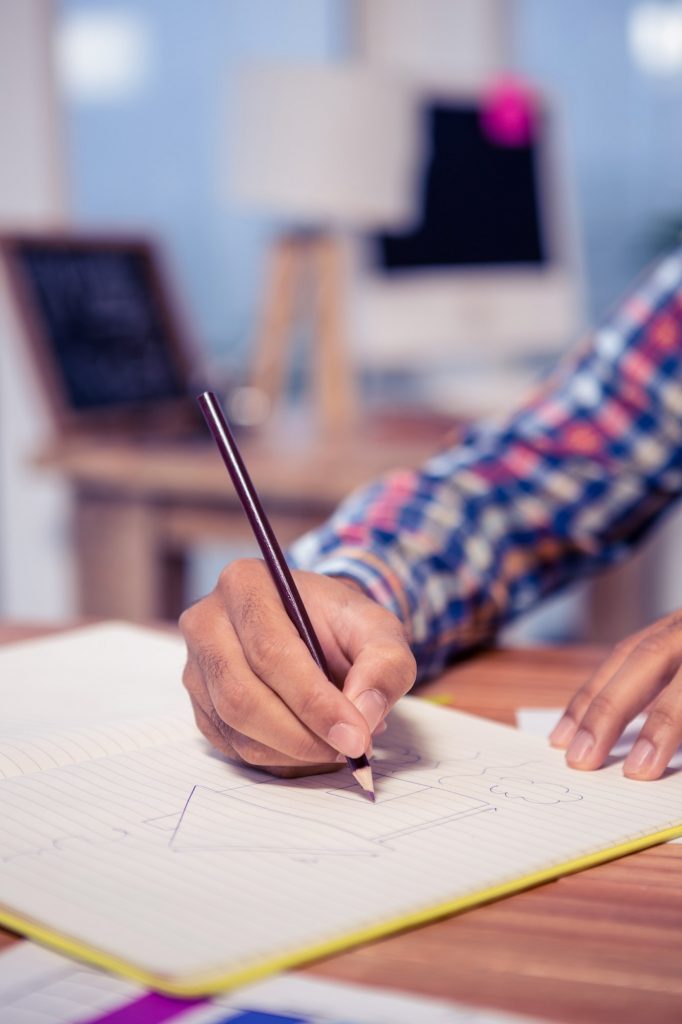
73,488,172,622
71,488,327,621
38,427,454,622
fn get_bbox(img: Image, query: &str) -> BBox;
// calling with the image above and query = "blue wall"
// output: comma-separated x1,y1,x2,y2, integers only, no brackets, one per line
60,0,682,368
60,0,344,369
516,0,682,316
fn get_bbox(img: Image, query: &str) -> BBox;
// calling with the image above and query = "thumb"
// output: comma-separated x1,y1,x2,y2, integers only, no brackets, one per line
342,631,417,732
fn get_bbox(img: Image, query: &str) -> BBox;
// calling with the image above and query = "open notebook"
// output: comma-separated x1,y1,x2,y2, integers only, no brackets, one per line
1,623,680,995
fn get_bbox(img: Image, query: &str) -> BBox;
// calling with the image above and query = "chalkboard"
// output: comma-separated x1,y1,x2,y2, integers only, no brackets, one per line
2,234,196,434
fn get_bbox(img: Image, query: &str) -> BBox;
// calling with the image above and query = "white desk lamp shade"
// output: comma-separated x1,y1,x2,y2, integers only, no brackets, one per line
230,63,420,229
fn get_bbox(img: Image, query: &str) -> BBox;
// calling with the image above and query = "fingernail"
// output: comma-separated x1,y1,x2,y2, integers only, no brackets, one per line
549,716,577,748
336,741,372,762
373,720,388,737
624,738,656,775
354,689,388,732
567,729,594,766
328,722,366,759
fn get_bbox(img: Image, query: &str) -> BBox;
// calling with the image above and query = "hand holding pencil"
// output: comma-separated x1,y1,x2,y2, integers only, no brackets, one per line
179,392,416,792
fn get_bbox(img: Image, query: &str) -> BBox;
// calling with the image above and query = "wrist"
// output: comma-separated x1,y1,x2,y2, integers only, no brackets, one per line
313,552,413,643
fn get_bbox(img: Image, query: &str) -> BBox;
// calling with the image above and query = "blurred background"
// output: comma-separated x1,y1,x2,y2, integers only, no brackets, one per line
2,0,682,645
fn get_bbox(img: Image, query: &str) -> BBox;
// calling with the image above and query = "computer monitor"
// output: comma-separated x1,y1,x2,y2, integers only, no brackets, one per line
353,93,583,412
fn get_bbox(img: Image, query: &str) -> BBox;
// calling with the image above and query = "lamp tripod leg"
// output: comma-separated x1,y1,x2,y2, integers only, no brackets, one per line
311,235,357,435
249,235,301,414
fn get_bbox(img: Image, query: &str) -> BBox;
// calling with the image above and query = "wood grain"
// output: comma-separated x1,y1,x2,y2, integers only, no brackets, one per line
301,645,682,1023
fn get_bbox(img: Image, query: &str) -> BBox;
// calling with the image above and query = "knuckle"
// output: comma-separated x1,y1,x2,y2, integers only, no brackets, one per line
612,635,638,660
563,703,587,732
181,661,200,699
392,643,417,690
248,630,290,675
296,683,333,724
584,690,620,722
644,704,679,735
218,558,265,600
195,704,233,755
373,605,411,643
179,594,225,649
636,629,671,659
178,601,202,640
376,641,417,695
195,644,231,687
564,686,592,719
208,707,238,747
212,676,251,730
217,560,243,595
562,702,585,729
238,587,268,635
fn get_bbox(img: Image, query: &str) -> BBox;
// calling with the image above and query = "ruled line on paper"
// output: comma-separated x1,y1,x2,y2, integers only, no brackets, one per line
0,625,679,987
0,698,679,982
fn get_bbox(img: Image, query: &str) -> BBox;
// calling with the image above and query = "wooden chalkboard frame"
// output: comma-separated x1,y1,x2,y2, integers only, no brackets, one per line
0,230,202,438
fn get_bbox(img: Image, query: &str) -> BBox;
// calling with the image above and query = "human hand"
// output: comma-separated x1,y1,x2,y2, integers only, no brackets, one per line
549,610,682,779
179,559,416,775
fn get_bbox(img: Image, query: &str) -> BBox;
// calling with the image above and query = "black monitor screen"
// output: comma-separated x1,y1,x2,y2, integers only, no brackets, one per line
15,244,187,411
376,103,546,271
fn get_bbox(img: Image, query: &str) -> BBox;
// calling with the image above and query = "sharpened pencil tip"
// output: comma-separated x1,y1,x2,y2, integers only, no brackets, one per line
352,765,375,801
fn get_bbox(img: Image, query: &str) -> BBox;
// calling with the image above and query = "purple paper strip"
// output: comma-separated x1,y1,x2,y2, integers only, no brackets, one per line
80,992,207,1024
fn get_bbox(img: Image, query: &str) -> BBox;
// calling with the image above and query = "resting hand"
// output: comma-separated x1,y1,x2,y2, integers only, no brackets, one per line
550,610,682,779
179,559,416,775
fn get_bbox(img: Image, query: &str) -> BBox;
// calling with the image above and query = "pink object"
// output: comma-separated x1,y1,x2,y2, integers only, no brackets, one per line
81,993,206,1024
480,76,537,147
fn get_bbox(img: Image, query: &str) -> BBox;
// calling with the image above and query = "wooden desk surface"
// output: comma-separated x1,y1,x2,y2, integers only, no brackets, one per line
0,627,680,1023
36,413,453,508
33,417,459,622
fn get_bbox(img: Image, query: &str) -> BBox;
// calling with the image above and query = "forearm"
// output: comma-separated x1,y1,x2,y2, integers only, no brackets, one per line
290,249,682,678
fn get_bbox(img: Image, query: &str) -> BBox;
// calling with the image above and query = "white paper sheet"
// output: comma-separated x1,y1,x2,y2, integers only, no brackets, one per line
515,708,682,842
0,625,680,990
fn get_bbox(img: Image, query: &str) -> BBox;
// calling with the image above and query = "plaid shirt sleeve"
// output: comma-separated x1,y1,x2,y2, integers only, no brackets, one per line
288,247,682,679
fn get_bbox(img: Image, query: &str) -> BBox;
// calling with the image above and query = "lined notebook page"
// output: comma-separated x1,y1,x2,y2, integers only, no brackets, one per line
0,716,195,779
0,623,195,778
0,623,189,732
1,656,680,991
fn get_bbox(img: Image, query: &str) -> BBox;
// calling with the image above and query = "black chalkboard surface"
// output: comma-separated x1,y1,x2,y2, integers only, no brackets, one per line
1,233,199,436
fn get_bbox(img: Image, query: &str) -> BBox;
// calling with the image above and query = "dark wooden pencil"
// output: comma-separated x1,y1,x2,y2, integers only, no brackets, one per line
197,390,374,799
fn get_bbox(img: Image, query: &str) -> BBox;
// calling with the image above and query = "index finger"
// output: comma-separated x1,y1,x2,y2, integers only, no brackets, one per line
229,577,373,759
565,630,681,771
549,632,644,749
243,626,372,758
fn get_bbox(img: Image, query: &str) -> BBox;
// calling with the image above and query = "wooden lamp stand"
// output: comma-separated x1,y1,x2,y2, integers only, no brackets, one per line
248,231,358,435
